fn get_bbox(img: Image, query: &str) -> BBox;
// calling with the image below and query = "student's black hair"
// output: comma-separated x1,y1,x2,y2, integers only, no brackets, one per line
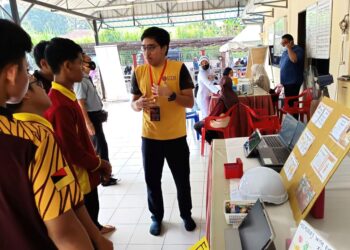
0,19,32,71
45,37,83,74
223,67,233,76
33,40,49,68
281,34,294,42
141,27,170,55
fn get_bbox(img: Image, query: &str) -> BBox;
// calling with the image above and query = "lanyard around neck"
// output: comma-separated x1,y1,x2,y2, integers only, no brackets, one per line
149,60,167,86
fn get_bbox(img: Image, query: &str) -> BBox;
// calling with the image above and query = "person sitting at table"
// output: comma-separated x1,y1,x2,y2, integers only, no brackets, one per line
196,55,219,119
194,67,239,144
251,64,271,92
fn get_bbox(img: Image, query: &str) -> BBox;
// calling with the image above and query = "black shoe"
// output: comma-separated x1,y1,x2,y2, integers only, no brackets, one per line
183,217,196,231
101,177,119,187
149,220,162,236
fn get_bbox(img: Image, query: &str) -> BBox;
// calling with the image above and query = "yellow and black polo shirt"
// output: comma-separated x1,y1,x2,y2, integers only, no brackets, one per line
0,108,83,249
131,60,194,140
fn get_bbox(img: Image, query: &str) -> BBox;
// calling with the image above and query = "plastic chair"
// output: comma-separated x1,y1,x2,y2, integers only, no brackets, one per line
278,88,313,123
186,110,200,140
201,104,239,156
242,103,281,135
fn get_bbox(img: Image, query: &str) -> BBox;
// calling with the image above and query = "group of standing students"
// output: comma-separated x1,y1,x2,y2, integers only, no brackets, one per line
1,20,198,249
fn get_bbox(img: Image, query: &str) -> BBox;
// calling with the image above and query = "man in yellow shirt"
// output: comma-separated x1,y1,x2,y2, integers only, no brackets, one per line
131,27,196,236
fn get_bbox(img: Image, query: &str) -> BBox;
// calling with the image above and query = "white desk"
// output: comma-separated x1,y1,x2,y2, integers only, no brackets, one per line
207,137,350,250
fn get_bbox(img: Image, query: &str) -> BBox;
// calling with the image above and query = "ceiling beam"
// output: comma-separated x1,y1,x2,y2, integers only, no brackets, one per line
21,0,100,20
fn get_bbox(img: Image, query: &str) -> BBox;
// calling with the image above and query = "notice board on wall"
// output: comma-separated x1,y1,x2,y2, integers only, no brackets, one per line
280,97,350,223
306,0,332,59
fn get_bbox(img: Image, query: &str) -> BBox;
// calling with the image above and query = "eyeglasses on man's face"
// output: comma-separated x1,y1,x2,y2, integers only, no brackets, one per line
141,45,160,52
29,80,44,89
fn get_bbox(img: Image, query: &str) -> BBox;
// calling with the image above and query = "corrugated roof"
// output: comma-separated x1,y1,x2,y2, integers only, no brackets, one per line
19,0,248,27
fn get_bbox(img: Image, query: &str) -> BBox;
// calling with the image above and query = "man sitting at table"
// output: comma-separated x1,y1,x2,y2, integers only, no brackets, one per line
194,67,239,144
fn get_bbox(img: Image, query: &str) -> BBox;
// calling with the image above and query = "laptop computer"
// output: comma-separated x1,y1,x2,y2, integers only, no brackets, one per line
256,114,305,172
224,199,276,250
243,129,262,157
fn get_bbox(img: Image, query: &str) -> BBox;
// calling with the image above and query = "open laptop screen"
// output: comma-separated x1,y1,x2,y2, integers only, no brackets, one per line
279,114,298,147
239,199,275,250
289,121,306,149
244,129,262,157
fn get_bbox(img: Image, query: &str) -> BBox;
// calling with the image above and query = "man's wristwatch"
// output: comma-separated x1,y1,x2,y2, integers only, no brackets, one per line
168,92,177,101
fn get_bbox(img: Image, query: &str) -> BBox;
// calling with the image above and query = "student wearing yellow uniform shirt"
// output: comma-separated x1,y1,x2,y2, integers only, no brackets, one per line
7,75,113,249
0,19,111,249
131,27,196,236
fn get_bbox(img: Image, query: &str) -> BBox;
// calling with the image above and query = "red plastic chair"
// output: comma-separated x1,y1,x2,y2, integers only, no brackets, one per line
279,88,313,123
241,103,281,135
201,104,239,156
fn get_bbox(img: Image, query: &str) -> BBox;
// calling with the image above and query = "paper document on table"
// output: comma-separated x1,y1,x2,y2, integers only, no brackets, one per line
283,152,299,181
330,115,350,148
311,102,333,128
289,220,334,250
297,128,315,156
311,144,337,183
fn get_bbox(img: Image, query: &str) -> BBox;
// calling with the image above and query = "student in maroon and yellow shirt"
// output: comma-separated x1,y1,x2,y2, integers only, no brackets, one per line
0,19,110,249
44,37,115,234
7,74,113,249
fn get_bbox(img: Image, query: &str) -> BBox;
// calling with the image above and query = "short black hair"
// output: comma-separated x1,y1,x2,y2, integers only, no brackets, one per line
282,34,294,42
223,67,233,76
33,40,49,68
45,38,83,74
141,27,170,55
0,19,32,71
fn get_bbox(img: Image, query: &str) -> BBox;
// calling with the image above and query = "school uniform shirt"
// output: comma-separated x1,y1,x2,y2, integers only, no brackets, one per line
0,107,83,249
131,60,194,140
45,82,101,194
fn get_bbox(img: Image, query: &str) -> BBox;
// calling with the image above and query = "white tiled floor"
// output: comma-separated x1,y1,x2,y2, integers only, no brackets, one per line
99,101,208,249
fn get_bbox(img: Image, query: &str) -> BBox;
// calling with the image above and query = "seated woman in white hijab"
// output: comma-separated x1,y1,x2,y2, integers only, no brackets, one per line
251,64,271,92
196,56,219,119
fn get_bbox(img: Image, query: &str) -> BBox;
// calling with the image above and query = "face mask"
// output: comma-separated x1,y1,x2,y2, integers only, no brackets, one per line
86,61,96,70
202,64,209,70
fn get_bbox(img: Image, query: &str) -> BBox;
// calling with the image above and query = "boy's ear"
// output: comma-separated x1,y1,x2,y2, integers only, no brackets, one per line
5,64,18,85
62,60,70,71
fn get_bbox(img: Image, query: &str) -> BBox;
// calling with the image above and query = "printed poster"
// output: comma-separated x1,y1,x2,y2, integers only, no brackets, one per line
297,128,315,156
330,115,350,148
311,145,337,183
284,152,299,181
311,102,333,129
295,174,316,213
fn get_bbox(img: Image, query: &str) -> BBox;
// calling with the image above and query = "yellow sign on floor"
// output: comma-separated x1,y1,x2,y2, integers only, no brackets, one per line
189,236,209,250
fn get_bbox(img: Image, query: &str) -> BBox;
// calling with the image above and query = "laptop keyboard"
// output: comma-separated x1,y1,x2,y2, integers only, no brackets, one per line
272,148,290,164
264,136,284,147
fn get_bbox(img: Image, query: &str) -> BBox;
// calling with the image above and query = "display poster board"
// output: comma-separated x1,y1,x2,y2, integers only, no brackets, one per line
95,45,128,101
288,220,334,250
280,97,350,222
273,17,287,57
245,46,268,78
306,0,332,59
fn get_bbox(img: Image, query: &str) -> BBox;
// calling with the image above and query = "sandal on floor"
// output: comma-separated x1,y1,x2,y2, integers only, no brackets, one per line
101,177,120,187
100,225,116,234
